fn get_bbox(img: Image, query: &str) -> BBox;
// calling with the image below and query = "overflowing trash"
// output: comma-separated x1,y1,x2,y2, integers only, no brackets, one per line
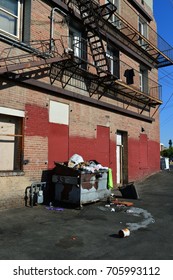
52,154,113,206
67,154,109,173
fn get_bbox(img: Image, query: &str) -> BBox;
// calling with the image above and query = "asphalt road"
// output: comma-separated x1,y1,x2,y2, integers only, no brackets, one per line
0,170,173,260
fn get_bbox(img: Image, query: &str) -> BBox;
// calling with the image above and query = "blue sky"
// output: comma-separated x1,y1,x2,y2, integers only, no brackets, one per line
153,0,173,147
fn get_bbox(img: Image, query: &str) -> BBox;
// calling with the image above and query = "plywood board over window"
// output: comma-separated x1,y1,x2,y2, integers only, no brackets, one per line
49,100,69,125
0,112,24,172
0,121,15,170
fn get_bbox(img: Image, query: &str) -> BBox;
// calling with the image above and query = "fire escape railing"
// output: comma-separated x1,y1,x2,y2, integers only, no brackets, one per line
0,0,164,115
0,35,161,111
65,0,118,81
0,39,69,75
49,36,162,110
62,0,173,68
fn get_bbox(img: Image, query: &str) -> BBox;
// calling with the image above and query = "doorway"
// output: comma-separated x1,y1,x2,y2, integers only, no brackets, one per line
116,131,128,185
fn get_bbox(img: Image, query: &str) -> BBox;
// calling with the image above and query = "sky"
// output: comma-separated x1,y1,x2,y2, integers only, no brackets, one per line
153,0,173,147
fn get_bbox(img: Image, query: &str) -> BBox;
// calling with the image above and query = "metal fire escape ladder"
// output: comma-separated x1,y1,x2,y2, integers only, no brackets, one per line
78,0,110,77
66,0,117,79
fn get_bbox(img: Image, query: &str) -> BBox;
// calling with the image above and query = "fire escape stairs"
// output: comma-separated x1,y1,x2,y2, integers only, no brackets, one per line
67,0,117,82
64,0,162,113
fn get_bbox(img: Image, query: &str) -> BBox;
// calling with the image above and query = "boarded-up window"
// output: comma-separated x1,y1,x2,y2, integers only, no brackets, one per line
0,114,23,171
49,101,69,125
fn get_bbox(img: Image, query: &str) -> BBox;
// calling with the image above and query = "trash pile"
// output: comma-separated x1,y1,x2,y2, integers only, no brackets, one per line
98,197,134,213
67,154,109,173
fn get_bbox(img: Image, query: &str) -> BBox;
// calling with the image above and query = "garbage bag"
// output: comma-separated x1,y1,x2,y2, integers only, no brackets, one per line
68,154,84,168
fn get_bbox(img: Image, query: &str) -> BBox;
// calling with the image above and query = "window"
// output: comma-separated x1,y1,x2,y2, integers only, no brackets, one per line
69,28,82,58
138,17,148,48
69,26,87,69
106,49,114,74
0,108,24,172
106,47,120,78
0,0,20,37
106,0,120,28
139,66,148,93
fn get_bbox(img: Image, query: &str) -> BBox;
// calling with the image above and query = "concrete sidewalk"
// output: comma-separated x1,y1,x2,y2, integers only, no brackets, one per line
0,170,172,260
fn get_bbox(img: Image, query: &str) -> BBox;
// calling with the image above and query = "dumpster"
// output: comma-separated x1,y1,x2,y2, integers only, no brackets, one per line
52,161,110,207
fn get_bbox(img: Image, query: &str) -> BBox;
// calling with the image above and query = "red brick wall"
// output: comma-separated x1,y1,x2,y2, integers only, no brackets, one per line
24,104,49,179
48,123,69,169
25,104,49,137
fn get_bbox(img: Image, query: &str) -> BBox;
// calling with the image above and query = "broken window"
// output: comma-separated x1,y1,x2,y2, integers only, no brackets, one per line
0,114,23,171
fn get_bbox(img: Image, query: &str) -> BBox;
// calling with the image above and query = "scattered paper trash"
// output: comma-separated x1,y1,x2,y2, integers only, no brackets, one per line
112,199,134,207
46,206,64,211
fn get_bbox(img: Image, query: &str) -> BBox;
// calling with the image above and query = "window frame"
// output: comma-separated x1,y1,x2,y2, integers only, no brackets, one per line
0,110,24,172
69,28,82,58
138,16,148,48
0,0,21,38
68,25,87,69
106,0,120,28
106,46,120,78
106,49,114,74
139,66,148,93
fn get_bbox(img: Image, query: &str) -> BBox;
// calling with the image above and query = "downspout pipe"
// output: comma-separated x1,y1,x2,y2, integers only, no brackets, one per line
50,7,67,52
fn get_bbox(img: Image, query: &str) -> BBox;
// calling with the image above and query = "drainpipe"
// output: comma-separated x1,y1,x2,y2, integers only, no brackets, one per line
50,7,67,52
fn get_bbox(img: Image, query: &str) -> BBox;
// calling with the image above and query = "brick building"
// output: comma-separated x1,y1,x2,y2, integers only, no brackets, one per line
0,0,173,209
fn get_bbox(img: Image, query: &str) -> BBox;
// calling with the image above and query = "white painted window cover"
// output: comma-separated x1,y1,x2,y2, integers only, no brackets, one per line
0,107,25,117
49,101,69,125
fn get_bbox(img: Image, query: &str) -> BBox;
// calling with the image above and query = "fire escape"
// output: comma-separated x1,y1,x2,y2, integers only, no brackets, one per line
50,0,167,114
50,0,119,99
1,0,173,116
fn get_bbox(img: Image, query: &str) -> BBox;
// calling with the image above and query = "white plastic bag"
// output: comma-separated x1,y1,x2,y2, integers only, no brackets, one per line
68,154,84,168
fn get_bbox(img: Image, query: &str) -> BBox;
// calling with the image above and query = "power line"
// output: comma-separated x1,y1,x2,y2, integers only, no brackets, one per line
161,111,173,127
159,68,173,79
160,92,173,113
